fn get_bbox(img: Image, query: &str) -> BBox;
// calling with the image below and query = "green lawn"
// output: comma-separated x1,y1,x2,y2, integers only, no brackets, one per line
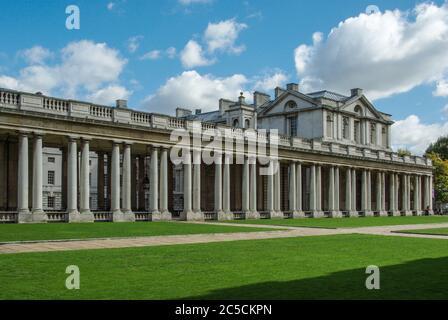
398,228,448,236
1,234,448,299
0,222,280,243
222,216,448,229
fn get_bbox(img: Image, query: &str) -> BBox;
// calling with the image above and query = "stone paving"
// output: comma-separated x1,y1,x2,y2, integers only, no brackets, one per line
0,222,447,254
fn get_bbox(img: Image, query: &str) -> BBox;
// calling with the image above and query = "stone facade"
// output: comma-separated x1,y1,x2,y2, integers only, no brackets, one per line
0,86,434,223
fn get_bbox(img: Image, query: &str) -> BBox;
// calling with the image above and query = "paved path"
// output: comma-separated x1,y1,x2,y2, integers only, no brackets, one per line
0,222,447,254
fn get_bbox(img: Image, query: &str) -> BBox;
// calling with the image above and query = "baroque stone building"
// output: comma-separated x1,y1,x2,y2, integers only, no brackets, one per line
0,85,433,223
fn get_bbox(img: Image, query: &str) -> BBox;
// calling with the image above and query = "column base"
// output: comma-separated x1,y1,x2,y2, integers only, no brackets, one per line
112,210,133,222
378,211,389,217
292,211,306,219
391,211,401,217
180,210,205,221
150,211,161,221
311,211,325,218
30,209,48,223
122,211,136,222
68,210,94,223
414,210,423,216
348,211,359,218
269,211,284,219
403,210,413,217
245,211,260,220
217,211,234,221
329,211,343,218
363,211,374,217
160,210,172,221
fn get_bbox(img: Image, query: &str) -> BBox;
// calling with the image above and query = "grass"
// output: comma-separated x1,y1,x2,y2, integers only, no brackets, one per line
221,215,448,229
397,228,448,236
0,222,280,243
0,234,448,299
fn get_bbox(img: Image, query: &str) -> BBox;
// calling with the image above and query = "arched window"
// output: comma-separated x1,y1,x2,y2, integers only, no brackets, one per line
326,115,333,138
285,100,297,111
245,119,251,129
354,105,363,117
233,119,239,127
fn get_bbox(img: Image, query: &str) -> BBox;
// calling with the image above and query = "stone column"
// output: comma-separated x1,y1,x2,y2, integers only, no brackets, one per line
222,153,232,217
334,166,341,217
350,169,358,217
395,174,400,215
159,147,171,220
345,168,352,214
316,165,322,215
274,160,283,217
181,150,194,220
248,156,260,219
289,161,297,215
121,143,134,221
430,175,434,213
295,162,304,218
375,171,382,216
381,172,387,215
242,156,250,215
310,164,317,214
97,152,105,211
131,156,137,212
367,170,372,215
79,139,94,221
138,156,146,211
149,146,160,220
111,142,122,221
31,134,46,221
267,160,275,217
192,148,202,215
389,172,395,215
215,153,226,220
17,133,32,222
67,138,80,222
401,174,408,215
413,175,420,215
361,170,368,214
328,166,336,217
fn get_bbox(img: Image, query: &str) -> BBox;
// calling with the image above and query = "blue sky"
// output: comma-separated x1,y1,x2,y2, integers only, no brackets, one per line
1,0,448,154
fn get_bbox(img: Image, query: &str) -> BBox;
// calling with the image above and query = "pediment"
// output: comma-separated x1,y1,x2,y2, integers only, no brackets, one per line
259,91,317,116
341,95,384,121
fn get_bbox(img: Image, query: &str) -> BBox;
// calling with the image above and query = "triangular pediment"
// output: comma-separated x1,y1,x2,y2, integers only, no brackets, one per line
258,90,317,116
341,95,386,121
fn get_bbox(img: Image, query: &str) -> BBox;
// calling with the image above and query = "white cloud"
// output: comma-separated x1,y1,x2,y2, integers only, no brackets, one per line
253,71,288,92
19,46,53,65
127,35,143,53
87,85,131,105
144,70,248,114
392,115,448,155
178,0,213,5
434,79,448,97
107,2,115,10
0,41,128,101
166,47,177,59
180,40,215,68
140,50,162,60
294,2,448,100
204,19,247,54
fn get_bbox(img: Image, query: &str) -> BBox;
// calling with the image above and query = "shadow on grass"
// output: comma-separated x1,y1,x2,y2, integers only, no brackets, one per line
183,256,448,300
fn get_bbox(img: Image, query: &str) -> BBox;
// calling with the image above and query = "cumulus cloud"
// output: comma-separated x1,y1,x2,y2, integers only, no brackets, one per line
140,50,162,60
0,40,128,104
87,85,131,105
392,115,448,155
180,40,215,68
166,47,177,59
294,2,448,100
204,19,247,54
434,79,448,97
107,2,115,10
144,70,248,114
143,69,288,115
178,0,213,5
19,46,53,65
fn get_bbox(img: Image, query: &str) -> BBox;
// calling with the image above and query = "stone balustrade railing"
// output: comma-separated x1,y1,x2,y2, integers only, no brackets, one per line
0,88,432,167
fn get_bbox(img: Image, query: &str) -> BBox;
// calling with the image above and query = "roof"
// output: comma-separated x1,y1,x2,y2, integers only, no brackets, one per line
184,110,222,122
306,90,349,102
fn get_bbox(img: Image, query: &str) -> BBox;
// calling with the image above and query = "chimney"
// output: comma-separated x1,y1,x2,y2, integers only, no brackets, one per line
116,99,127,109
286,83,299,92
253,91,270,107
219,99,233,115
350,88,363,97
195,109,202,115
275,87,286,99
176,107,192,118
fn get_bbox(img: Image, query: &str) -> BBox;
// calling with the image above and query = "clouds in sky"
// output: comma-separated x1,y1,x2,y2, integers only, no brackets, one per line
180,18,247,68
294,2,448,100
144,69,288,115
127,35,143,53
0,41,129,105
178,0,213,5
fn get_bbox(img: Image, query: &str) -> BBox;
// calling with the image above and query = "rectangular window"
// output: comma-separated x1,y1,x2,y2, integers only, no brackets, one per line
288,117,297,137
370,123,376,144
48,171,55,185
382,126,387,147
47,196,55,208
48,157,55,163
354,121,361,143
342,117,349,139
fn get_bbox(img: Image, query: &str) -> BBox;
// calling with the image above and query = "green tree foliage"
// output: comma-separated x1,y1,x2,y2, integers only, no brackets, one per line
397,149,412,157
426,136,448,160
426,153,448,203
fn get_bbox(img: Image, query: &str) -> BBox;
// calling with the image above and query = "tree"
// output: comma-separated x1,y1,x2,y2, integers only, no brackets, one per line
426,153,448,204
397,148,411,157
426,136,448,160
